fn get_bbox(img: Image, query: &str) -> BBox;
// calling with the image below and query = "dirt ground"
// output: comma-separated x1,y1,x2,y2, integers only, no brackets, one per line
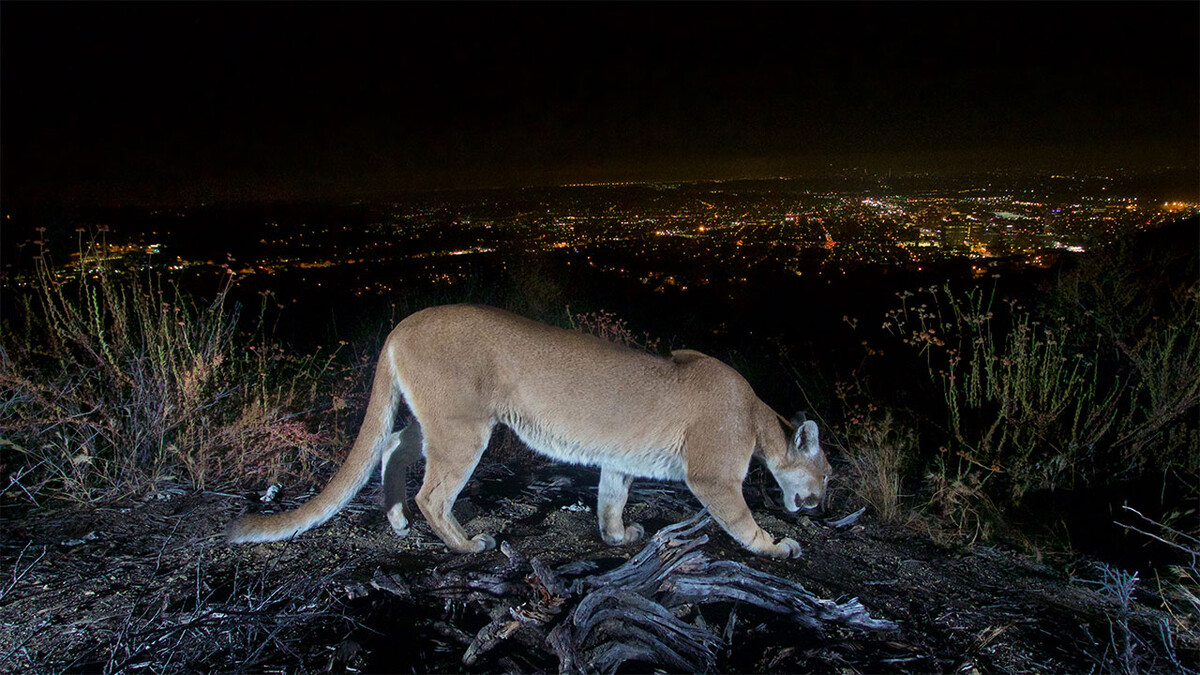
2,452,1196,674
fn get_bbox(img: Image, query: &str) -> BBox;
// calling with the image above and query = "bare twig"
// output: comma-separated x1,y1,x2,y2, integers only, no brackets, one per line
1117,505,1200,553
1,541,47,602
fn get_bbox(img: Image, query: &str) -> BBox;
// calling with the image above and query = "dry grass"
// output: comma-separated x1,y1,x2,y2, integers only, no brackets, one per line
0,239,357,502
843,411,913,523
568,308,662,354
921,465,1005,546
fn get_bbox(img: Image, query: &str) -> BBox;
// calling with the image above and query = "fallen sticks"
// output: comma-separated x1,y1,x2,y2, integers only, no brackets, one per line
369,511,896,673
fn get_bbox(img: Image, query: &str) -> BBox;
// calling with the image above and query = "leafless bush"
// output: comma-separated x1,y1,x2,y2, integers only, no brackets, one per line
569,307,662,354
1072,507,1200,674
0,238,351,501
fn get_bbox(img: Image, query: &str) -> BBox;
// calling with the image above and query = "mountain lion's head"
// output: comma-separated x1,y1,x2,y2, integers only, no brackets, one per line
772,419,832,513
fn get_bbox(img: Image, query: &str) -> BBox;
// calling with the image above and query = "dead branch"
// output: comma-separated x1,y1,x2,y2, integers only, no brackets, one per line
1116,505,1200,564
366,509,896,673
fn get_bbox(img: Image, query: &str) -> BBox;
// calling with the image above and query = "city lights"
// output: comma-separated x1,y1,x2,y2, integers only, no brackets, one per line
10,172,1195,299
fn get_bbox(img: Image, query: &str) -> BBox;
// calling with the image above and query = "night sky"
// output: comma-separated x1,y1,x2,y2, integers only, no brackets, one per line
3,2,1197,205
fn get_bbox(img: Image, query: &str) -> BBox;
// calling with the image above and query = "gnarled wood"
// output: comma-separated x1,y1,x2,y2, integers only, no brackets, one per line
372,511,896,673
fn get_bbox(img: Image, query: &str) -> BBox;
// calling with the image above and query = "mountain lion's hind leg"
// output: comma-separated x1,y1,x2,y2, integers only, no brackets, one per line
415,421,496,553
597,468,644,545
382,423,423,537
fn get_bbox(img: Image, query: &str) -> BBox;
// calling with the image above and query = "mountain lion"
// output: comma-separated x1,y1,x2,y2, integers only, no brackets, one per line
226,304,831,559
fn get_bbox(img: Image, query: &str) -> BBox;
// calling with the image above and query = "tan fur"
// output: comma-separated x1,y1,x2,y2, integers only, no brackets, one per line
226,304,832,559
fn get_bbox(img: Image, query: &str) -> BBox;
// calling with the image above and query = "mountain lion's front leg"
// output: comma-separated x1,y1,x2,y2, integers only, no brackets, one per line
686,474,801,559
597,468,644,545
414,422,496,553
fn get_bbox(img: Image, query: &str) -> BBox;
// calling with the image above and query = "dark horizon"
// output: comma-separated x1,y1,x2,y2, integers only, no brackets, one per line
3,3,1197,207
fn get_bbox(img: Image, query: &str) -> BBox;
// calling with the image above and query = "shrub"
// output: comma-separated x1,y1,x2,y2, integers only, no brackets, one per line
0,239,348,502
1043,239,1200,480
923,464,1005,545
1106,292,1200,477
569,308,662,354
886,284,1121,501
884,275,1198,520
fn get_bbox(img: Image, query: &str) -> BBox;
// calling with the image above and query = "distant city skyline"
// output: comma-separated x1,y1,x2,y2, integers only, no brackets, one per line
3,3,1197,207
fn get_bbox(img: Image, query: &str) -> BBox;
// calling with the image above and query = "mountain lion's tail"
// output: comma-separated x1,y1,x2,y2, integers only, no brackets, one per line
225,346,402,543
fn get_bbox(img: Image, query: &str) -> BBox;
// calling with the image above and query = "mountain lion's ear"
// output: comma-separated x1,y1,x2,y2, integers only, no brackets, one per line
789,411,807,430
791,419,821,457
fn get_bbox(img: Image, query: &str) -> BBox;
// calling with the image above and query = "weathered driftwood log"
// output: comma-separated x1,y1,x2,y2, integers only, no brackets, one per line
546,512,895,673
371,511,895,673
548,587,722,673
570,514,713,596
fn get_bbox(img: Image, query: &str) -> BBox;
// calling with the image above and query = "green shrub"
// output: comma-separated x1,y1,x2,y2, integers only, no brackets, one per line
884,276,1198,518
887,285,1119,500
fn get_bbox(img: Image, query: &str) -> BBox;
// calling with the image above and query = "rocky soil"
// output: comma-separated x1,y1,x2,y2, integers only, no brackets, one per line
2,454,1196,673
